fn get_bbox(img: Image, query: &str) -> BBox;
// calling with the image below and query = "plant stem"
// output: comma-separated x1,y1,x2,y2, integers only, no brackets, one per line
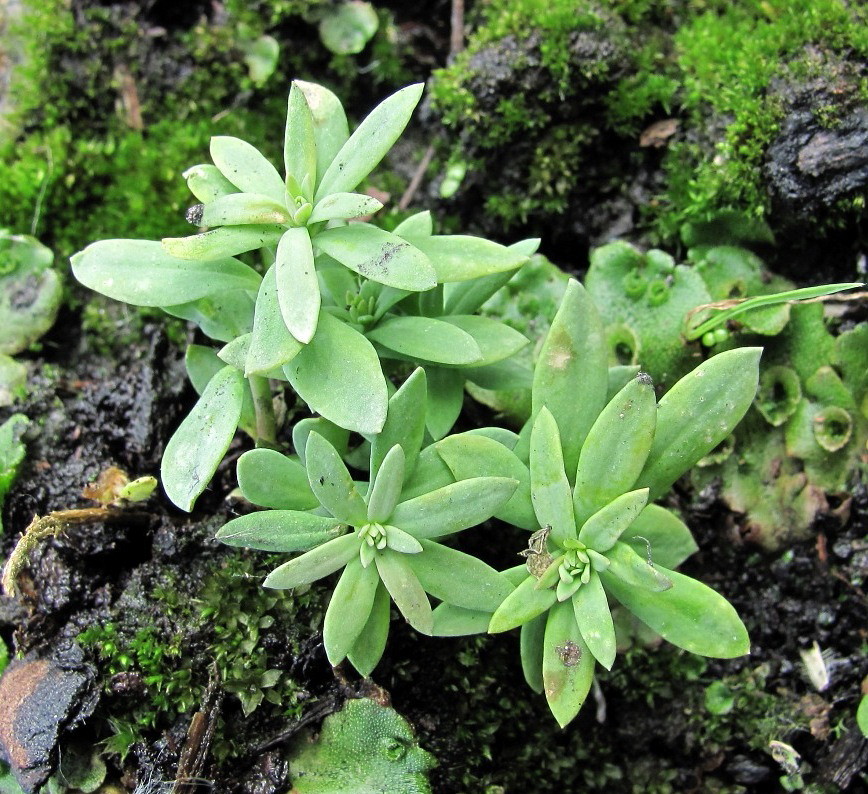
249,375,277,446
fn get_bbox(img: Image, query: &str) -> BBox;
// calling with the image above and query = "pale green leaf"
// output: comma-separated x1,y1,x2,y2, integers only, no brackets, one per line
623,505,698,570
578,489,649,553
183,164,238,202
572,572,616,670
442,315,529,366
264,533,359,589
71,239,261,306
185,345,256,436
315,224,436,291
409,235,527,282
161,366,243,511
309,192,384,223
166,290,255,343
294,80,350,188
305,431,368,523
391,477,518,539
216,334,250,371
604,541,672,591
384,525,423,554
236,448,317,509
319,1,378,55
366,445,405,522
293,418,350,467
370,368,426,483
530,408,577,545
210,135,285,201
488,575,556,633
375,550,433,635
283,311,388,435
543,600,595,727
443,270,515,315
431,603,492,636
199,193,290,226
520,614,546,693
399,444,454,501
162,225,284,261
285,83,317,198
315,84,424,201
424,366,465,441
216,510,343,551
347,582,390,676
276,227,319,344
246,264,304,375
324,557,381,665
367,316,482,365
393,210,433,238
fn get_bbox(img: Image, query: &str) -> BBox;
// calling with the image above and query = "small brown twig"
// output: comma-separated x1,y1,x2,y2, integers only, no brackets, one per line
172,665,224,794
397,144,436,211
450,0,465,59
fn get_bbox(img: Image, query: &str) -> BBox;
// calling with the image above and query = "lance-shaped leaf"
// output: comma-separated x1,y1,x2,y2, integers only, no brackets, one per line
210,135,286,201
578,488,649,552
183,164,238,202
166,289,255,343
543,600,595,728
532,280,608,483
293,418,350,467
216,510,343,551
443,270,515,316
464,358,533,392
424,366,464,441
435,432,535,530
368,316,483,365
405,540,513,612
442,315,529,366
324,557,381,666
161,366,244,511
315,83,424,201
199,192,291,226
310,192,384,223
367,445,405,522
636,348,762,500
408,235,528,282
573,375,656,524
604,541,672,591
530,408,577,545
602,565,750,658
246,265,304,375
306,431,368,523
431,604,492,636
236,448,318,509
347,581,390,676
375,550,433,635
520,614,546,694
390,477,518,540
185,345,256,436
607,365,641,399
400,445,454,501
489,575,557,633
369,368,426,484
276,227,319,344
316,224,436,291
284,83,317,198
295,80,350,187
624,505,698,570
284,311,388,435
217,335,250,371
264,533,359,589
572,572,616,670
71,239,261,306
383,526,423,554
393,210,433,238
163,225,284,261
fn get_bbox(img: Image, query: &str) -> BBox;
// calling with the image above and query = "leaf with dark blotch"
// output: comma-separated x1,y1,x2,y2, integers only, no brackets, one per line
305,431,368,524
542,600,595,728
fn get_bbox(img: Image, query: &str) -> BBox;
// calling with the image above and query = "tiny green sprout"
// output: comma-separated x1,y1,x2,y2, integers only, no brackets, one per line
216,369,518,675
433,280,759,727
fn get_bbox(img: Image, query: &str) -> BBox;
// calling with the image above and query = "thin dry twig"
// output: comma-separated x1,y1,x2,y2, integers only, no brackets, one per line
397,144,436,211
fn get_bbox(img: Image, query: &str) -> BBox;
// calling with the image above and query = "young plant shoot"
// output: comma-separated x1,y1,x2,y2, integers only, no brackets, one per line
71,82,531,511
215,370,518,675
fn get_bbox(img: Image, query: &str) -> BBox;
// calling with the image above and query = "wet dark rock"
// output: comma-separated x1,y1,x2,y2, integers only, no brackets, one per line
726,754,771,785
0,653,96,792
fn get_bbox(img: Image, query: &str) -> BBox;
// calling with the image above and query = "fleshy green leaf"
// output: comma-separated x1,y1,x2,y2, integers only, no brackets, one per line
405,539,513,612
285,83,317,198
577,489,649,553
324,557,381,665
424,366,465,441
368,316,482,365
624,505,698,570
264,533,359,589
161,366,243,511
442,315,529,366
166,289,255,343
532,279,608,483
210,135,285,201
246,264,304,375
602,565,750,658
384,525,423,554
216,510,343,551
443,270,515,315
199,193,290,226
370,368,426,484
315,224,436,291
393,210,433,238
489,575,557,633
293,418,350,467
185,345,257,437
408,235,527,282
217,334,250,371
162,225,284,261
399,444,455,501
604,541,672,591
183,164,238,202
315,83,424,201
574,375,656,523
71,239,261,306
375,550,433,635
391,477,518,539
530,408,577,545
543,600,595,727
572,572,616,670
366,445,405,522
431,603,492,636
636,348,762,500
309,192,384,223
306,431,368,523
236,448,317,509
435,432,535,530
284,311,388,435
347,582,390,676
520,614,546,694
318,1,378,54
276,227,319,344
